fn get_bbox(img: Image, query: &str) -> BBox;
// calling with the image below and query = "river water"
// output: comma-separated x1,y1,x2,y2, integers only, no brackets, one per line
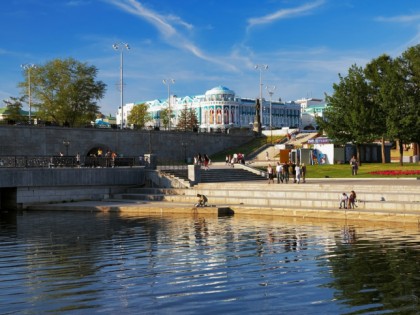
0,210,419,315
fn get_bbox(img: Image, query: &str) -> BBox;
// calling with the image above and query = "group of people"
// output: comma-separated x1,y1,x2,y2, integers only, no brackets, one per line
339,191,357,209
194,153,211,170
267,161,307,184
226,153,245,166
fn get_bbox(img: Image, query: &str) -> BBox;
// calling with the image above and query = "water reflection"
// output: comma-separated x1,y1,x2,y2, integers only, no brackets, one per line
0,210,420,314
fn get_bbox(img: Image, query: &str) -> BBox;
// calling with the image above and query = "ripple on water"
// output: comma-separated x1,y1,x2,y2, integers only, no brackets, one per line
1,212,420,314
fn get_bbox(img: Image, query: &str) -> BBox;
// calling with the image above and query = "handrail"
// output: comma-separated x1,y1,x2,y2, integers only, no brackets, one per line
0,156,140,168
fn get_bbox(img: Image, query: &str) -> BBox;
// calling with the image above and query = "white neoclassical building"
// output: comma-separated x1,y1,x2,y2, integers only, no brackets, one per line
120,86,301,131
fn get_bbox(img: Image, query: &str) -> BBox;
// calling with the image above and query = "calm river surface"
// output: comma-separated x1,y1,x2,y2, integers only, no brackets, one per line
1,210,420,315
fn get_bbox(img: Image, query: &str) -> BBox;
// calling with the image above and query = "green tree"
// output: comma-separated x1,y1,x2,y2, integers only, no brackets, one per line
320,64,379,164
397,45,420,163
364,54,396,163
127,103,151,129
159,107,175,130
2,96,26,123
19,58,106,127
176,106,198,131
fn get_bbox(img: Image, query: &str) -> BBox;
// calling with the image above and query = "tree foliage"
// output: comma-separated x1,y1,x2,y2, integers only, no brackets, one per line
320,65,379,162
127,103,151,129
176,107,199,131
159,107,175,130
319,44,420,165
19,58,106,127
2,96,26,123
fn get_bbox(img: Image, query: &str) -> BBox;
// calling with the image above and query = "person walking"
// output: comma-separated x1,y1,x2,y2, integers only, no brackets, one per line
301,163,306,183
76,152,81,168
267,164,274,184
350,156,358,176
276,162,283,184
283,162,289,184
348,190,357,209
295,164,301,184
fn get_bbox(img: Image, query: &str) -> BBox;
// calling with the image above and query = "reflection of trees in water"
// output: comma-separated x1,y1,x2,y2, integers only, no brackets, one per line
14,212,164,285
324,235,420,314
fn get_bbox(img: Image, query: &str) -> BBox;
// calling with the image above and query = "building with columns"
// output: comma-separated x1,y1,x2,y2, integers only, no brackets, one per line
121,86,301,131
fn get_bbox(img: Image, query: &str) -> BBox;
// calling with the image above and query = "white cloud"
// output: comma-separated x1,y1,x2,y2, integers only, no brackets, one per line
375,13,420,23
105,0,237,71
247,0,325,30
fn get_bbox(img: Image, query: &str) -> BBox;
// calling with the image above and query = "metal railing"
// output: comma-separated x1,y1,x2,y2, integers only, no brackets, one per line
0,156,141,168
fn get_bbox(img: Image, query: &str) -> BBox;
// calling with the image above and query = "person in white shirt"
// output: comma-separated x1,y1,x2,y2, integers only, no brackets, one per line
276,162,283,183
339,193,348,209
295,164,301,184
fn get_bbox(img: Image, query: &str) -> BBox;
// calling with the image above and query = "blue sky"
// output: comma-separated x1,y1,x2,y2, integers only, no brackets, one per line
1,0,420,116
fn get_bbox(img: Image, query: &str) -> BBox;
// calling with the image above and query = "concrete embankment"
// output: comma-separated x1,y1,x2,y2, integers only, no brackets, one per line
26,177,420,225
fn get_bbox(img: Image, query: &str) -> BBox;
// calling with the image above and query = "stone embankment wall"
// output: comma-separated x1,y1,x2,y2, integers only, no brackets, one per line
0,168,145,209
0,126,253,160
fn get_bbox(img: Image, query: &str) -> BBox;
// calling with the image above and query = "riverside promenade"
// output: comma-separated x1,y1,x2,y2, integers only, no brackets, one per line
26,164,420,225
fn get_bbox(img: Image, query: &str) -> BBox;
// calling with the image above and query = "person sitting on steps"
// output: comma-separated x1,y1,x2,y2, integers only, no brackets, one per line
195,194,208,207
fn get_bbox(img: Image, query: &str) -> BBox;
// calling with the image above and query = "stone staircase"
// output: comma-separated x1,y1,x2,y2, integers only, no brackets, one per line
112,179,420,222
160,164,266,184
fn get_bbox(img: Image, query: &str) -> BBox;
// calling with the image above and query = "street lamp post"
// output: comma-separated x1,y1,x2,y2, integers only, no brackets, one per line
63,140,70,156
21,64,37,124
181,141,187,163
266,85,276,143
162,79,175,130
254,64,268,122
113,42,130,129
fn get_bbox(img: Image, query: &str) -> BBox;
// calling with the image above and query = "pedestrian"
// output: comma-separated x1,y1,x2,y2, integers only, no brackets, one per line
295,164,301,184
76,152,80,168
276,162,283,184
283,162,289,183
339,193,348,209
348,190,357,209
350,155,358,176
267,164,274,184
291,161,296,183
266,151,269,161
301,163,306,183
203,154,210,170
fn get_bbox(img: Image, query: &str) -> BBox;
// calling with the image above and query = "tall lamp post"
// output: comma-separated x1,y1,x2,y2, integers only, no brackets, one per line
162,79,175,130
254,64,268,122
63,140,70,156
266,85,276,143
21,64,37,124
113,42,130,129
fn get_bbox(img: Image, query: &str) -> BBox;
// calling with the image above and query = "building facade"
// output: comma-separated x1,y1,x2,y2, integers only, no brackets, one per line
121,86,301,131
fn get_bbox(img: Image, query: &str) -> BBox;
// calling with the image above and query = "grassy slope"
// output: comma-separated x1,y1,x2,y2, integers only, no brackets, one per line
305,163,420,178
211,136,420,178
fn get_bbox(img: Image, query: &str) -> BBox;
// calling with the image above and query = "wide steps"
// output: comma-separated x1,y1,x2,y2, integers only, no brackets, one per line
114,182,420,213
160,167,266,183
116,193,420,212
123,184,420,203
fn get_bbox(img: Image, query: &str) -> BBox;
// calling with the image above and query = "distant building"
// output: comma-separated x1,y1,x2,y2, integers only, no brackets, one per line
295,98,327,130
120,86,301,131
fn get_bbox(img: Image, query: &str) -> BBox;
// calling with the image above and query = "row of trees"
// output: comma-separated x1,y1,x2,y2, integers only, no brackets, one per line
127,103,199,131
4,57,198,131
318,44,420,165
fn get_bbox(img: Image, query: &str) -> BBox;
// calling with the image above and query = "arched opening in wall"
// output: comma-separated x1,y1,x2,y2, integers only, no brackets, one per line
86,146,112,157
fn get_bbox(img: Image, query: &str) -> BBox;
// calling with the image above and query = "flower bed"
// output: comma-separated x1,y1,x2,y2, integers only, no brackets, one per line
369,170,420,176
